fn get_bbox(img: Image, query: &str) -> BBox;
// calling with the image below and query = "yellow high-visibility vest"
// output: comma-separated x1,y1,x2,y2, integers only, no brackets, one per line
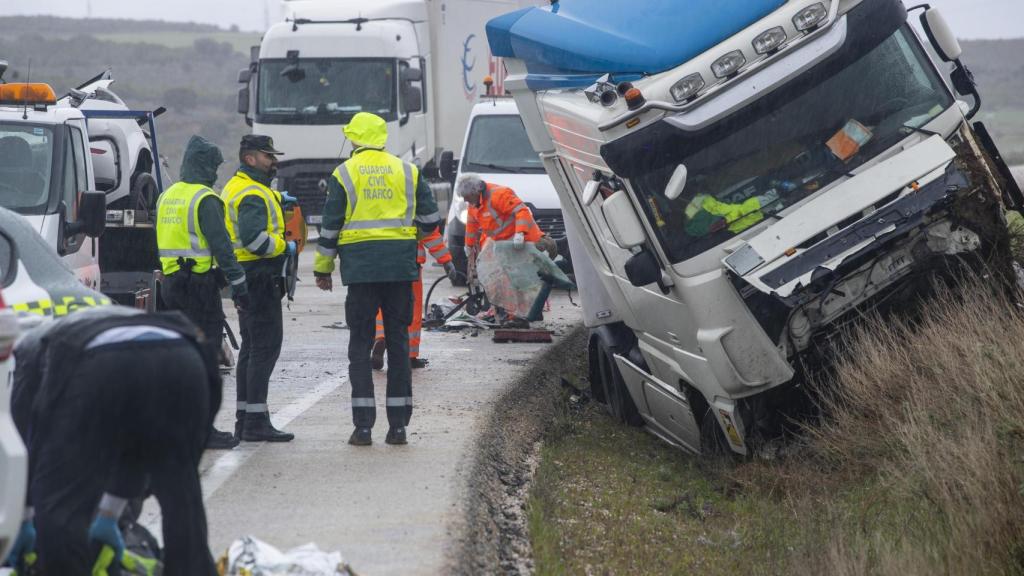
221,171,286,262
332,150,418,247
156,182,218,275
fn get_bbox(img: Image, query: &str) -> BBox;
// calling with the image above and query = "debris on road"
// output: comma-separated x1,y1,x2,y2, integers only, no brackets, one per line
218,536,355,576
493,328,554,344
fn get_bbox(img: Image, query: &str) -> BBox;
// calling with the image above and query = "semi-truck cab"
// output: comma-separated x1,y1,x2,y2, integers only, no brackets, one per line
238,0,533,225
488,0,1023,454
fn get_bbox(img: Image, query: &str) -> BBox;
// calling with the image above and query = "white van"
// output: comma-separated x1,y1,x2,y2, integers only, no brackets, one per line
445,97,569,282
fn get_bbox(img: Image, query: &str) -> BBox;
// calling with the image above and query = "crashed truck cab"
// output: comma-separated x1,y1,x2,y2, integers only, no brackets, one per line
488,0,1024,454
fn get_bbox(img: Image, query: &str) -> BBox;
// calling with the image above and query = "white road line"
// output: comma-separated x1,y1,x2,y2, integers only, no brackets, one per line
139,377,346,542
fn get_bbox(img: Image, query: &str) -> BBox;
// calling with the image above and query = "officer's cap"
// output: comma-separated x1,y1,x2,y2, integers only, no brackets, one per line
240,134,284,156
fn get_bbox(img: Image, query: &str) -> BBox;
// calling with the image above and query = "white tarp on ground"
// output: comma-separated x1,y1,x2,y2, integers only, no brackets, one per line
219,536,353,575
475,240,572,318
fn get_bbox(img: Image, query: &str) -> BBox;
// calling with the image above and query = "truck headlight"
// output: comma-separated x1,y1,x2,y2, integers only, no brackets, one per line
670,73,706,102
753,27,788,55
793,3,828,32
712,51,747,79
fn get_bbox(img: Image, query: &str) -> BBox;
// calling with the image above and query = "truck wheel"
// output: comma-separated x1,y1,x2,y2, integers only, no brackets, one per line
595,339,643,427
700,407,733,456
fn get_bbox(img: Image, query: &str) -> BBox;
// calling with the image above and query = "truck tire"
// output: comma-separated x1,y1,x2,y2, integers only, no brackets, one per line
595,339,643,427
700,407,733,456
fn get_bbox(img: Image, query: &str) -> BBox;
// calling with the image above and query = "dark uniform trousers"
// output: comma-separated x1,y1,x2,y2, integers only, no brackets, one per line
346,281,414,428
29,340,216,575
161,270,225,354
236,265,284,411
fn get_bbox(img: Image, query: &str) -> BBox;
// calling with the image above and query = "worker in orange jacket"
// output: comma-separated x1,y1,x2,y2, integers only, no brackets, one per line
372,226,456,369
459,173,542,253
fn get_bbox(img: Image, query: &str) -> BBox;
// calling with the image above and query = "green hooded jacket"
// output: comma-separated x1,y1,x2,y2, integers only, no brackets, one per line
178,136,247,294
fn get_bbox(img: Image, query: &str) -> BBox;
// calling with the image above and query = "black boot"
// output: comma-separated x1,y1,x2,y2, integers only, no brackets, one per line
371,338,386,371
234,410,245,439
385,427,407,445
207,426,239,450
410,357,429,369
348,427,372,446
242,412,295,442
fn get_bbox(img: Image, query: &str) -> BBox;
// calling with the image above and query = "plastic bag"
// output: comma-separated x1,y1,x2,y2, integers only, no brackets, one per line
475,239,572,318
217,537,354,576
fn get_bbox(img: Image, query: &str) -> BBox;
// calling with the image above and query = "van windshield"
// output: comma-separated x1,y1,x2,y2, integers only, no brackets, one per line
626,26,953,264
258,58,397,125
462,115,546,174
0,123,54,215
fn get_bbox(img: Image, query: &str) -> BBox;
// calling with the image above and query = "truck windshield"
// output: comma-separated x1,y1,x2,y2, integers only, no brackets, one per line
462,115,545,174
0,123,54,215
257,58,397,125
628,26,953,264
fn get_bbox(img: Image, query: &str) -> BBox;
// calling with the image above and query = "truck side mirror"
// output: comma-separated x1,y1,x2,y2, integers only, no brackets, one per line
624,249,662,287
403,85,423,114
76,191,107,239
439,151,457,182
237,86,250,115
238,68,252,83
664,164,688,201
920,8,962,62
401,67,423,83
601,191,646,250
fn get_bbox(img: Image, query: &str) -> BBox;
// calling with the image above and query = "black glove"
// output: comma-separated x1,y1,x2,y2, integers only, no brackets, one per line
233,292,251,311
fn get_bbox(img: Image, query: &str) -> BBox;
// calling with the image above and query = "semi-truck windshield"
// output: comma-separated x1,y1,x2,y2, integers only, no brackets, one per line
0,123,54,214
257,58,397,125
628,26,953,264
462,115,546,174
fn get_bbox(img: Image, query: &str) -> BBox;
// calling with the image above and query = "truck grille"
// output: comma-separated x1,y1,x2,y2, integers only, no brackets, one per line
532,208,567,241
285,172,332,224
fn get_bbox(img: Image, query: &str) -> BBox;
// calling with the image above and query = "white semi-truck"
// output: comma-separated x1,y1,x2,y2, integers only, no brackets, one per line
238,0,537,225
489,0,1024,455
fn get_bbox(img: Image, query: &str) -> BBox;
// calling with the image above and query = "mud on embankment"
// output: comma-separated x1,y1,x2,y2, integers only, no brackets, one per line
448,328,588,575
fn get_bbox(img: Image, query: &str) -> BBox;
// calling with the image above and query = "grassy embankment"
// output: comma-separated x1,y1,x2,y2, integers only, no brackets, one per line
529,281,1024,575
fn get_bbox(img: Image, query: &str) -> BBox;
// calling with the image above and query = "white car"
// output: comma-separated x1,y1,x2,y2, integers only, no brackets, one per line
0,246,24,560
445,97,570,283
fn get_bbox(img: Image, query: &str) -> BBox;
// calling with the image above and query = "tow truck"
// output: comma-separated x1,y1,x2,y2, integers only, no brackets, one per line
489,0,1024,455
0,64,163,312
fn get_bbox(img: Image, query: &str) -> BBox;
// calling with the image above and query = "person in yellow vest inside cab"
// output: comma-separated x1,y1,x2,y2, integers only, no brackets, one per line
156,135,246,450
314,112,444,447
221,135,296,443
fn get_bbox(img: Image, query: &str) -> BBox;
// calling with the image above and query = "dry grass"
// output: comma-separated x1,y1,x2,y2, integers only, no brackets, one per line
797,280,1024,576
530,279,1024,575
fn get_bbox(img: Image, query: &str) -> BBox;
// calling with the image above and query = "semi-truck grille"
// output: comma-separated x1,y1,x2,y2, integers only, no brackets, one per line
285,172,332,224
532,209,567,241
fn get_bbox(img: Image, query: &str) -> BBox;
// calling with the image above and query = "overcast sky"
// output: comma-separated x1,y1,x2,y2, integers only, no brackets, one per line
0,0,1021,39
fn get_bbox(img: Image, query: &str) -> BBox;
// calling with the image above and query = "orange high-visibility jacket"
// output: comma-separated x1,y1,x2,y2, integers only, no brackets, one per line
465,183,542,248
418,226,452,265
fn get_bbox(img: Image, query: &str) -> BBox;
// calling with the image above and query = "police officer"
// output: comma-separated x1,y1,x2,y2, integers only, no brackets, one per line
314,112,443,446
221,135,295,442
7,305,220,575
157,135,247,450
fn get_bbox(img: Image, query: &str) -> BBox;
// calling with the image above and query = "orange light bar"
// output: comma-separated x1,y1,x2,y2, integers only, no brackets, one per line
0,83,57,106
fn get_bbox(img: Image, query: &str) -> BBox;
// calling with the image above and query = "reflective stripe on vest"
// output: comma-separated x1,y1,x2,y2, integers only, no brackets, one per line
221,173,286,262
156,182,217,275
334,152,418,246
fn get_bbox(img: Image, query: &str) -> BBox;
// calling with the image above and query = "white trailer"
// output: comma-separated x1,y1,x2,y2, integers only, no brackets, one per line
238,0,538,225
489,0,1024,455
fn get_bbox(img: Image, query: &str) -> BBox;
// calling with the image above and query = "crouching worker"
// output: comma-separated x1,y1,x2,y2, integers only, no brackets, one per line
6,306,220,575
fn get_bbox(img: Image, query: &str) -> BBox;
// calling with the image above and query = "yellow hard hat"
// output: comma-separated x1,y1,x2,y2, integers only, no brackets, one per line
344,112,388,150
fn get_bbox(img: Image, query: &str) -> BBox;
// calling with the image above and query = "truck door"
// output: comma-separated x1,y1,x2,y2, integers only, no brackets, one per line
562,159,702,448
59,122,101,290
398,58,430,167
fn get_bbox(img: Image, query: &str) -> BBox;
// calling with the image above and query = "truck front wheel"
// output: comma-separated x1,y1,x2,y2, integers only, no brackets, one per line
593,338,643,427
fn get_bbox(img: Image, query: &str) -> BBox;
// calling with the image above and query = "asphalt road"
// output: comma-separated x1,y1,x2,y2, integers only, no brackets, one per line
139,253,580,573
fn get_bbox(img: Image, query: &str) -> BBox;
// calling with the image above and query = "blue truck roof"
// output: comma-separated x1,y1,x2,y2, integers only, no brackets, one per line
487,0,787,90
